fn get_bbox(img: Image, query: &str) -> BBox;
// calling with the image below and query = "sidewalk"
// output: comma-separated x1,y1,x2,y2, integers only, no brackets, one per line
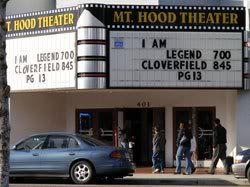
10,169,250,187
127,167,250,186
135,167,224,174
124,173,250,186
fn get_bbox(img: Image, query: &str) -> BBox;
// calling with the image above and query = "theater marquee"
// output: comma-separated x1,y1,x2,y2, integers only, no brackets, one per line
107,5,244,88
110,31,242,88
6,7,77,91
106,5,245,31
6,4,245,90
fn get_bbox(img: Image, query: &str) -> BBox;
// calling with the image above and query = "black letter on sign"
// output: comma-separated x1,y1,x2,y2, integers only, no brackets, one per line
142,60,148,69
142,39,145,48
178,72,184,80
152,39,158,48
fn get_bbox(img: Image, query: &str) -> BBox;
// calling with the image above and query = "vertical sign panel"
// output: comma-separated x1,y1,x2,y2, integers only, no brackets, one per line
110,31,242,88
7,32,76,91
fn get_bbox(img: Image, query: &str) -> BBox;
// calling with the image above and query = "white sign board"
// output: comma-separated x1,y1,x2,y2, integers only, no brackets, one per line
110,31,242,88
7,32,76,91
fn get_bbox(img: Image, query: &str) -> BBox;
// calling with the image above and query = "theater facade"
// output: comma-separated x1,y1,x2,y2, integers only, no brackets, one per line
6,2,249,167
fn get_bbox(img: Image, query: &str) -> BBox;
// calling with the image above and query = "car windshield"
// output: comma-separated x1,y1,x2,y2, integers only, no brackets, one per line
77,135,107,146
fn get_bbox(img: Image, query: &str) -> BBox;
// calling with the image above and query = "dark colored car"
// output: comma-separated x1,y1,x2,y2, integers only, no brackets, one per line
10,133,135,184
232,149,250,183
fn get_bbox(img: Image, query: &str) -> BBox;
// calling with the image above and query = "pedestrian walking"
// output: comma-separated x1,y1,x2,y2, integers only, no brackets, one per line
175,123,193,175
190,135,197,173
120,127,129,149
188,121,197,174
129,135,135,161
209,118,229,174
152,126,166,173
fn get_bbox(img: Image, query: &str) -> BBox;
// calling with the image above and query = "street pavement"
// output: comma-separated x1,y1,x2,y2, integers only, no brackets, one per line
10,173,250,187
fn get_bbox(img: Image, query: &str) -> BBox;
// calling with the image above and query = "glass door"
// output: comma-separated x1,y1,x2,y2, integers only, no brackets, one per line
76,109,117,146
173,107,215,161
196,108,215,160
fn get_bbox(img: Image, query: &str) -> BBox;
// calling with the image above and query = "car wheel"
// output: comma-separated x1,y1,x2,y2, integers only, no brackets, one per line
247,167,250,183
70,161,93,184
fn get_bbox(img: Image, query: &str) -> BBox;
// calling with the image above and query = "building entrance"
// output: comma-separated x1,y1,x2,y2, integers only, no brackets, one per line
120,108,165,167
75,109,116,146
173,107,215,165
75,108,165,167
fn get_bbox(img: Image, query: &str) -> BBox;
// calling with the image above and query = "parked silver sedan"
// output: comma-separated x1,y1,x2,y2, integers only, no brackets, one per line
232,149,250,183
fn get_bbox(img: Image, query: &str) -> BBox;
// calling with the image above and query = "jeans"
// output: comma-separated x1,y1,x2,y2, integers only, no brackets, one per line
209,144,228,174
152,150,164,170
175,145,191,174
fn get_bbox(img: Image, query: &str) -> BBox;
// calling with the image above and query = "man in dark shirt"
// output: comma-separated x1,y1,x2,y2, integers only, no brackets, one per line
209,118,228,174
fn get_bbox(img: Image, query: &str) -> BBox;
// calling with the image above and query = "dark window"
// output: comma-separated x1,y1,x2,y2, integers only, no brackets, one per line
77,135,107,146
45,136,69,149
79,113,92,135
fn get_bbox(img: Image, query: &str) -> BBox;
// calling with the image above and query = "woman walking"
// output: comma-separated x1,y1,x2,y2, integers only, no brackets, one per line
175,123,193,175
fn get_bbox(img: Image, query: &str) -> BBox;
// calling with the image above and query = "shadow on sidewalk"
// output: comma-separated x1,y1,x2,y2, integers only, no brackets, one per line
99,178,238,186
11,177,239,186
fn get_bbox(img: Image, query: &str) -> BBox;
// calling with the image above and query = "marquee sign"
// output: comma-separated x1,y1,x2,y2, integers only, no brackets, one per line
110,31,242,88
7,33,76,91
6,8,77,91
105,5,244,88
6,4,245,90
6,7,78,38
106,5,245,31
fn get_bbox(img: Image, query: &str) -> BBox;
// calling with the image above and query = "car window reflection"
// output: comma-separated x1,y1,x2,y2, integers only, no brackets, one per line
16,136,46,151
45,136,79,149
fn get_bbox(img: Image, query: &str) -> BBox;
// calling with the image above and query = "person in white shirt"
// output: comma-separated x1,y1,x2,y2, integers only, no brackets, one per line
189,125,197,174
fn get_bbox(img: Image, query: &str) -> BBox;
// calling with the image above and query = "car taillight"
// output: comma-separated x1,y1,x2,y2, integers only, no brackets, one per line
110,151,122,159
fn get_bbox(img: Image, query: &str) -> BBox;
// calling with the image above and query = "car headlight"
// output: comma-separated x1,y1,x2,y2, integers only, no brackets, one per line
235,155,244,164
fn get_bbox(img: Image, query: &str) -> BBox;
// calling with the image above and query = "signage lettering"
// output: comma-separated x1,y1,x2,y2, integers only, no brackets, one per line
7,13,75,32
138,11,176,23
152,39,167,48
141,60,207,70
110,31,242,88
110,10,242,26
137,101,150,107
166,50,202,59
137,38,235,81
6,4,245,38
13,49,75,86
113,11,133,23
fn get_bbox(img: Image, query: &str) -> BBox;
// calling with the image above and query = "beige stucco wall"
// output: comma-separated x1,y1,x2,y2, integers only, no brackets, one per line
9,92,66,145
10,89,237,167
236,91,250,151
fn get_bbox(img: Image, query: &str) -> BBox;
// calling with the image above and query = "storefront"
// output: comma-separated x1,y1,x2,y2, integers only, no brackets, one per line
9,89,237,167
6,3,246,167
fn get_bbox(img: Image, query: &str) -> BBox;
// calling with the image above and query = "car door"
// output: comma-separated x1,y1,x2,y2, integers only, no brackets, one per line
40,135,80,175
10,135,46,174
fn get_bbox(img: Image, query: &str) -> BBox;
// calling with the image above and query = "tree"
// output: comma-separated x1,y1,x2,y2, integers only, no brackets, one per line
0,0,10,186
